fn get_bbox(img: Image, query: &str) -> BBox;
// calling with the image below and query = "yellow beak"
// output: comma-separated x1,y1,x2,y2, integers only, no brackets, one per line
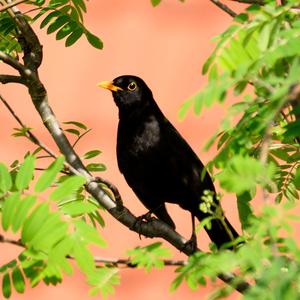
97,81,123,92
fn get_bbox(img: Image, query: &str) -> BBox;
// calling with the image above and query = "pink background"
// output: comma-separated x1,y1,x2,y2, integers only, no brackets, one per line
1,1,244,299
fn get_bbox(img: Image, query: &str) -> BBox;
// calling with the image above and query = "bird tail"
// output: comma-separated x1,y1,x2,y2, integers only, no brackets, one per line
195,211,239,249
206,217,239,249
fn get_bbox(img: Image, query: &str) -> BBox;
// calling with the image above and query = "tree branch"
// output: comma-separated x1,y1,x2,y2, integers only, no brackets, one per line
0,74,26,84
91,256,187,267
0,93,56,160
210,0,237,17
0,50,26,73
288,83,300,121
0,230,248,291
0,234,186,267
0,234,23,248
0,5,250,294
0,0,27,12
228,0,265,4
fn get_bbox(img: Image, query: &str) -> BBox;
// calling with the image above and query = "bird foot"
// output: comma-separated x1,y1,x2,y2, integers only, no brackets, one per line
181,232,198,253
131,211,153,239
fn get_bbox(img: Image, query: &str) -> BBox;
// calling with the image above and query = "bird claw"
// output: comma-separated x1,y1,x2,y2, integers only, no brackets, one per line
131,211,153,239
181,232,198,253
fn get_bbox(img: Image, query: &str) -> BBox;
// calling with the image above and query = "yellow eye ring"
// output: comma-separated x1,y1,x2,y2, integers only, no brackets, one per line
128,82,137,91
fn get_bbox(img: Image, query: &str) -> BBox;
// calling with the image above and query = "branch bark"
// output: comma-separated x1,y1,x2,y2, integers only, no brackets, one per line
0,4,250,294
210,0,237,17
0,74,26,84
0,0,27,12
0,234,187,267
228,0,265,4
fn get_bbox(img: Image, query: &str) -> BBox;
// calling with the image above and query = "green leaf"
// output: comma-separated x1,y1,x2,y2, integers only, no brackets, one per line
74,220,107,247
65,128,80,136
84,150,101,160
21,203,50,243
12,195,36,233
237,191,254,229
56,22,75,40
47,15,70,34
15,155,35,191
284,119,300,139
234,13,248,24
258,22,272,51
29,212,68,250
86,163,106,172
12,267,25,293
0,260,17,274
216,156,275,195
65,27,83,47
60,200,97,216
88,267,120,297
2,273,11,299
202,55,214,75
48,237,74,275
151,0,162,7
85,31,103,49
40,11,60,29
72,239,95,273
127,242,171,272
72,0,86,12
35,156,65,192
178,99,193,120
63,121,87,130
2,193,20,231
234,80,248,95
294,166,300,190
49,0,69,6
50,175,86,201
88,210,105,228
208,64,219,81
0,163,12,193
193,93,203,115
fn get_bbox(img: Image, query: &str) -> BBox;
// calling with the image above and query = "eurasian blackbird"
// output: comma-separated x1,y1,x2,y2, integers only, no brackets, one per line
98,75,239,248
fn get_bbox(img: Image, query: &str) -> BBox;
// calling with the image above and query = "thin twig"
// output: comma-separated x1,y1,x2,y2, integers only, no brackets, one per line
0,50,26,73
72,128,92,148
0,235,186,267
0,93,85,177
229,0,265,4
210,0,237,17
91,256,187,267
0,93,56,159
0,0,28,12
0,234,24,248
259,125,272,203
0,74,26,85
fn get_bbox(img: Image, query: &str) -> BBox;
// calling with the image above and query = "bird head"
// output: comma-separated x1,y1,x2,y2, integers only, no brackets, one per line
97,75,154,112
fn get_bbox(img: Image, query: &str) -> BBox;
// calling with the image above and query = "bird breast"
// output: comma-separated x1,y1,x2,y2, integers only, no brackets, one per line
132,116,161,153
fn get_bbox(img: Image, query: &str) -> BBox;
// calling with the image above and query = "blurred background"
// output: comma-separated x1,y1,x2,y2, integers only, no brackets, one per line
1,0,244,299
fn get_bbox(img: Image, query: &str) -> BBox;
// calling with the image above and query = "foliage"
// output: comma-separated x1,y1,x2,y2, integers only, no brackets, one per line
172,203,300,300
127,242,172,272
151,0,185,7
2,0,300,299
173,0,300,298
0,155,113,298
0,0,102,56
180,0,300,219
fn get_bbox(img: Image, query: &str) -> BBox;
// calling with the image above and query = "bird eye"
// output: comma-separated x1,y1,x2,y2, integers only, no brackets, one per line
128,82,137,91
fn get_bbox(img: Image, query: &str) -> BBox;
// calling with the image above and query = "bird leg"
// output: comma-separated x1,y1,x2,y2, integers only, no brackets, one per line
182,213,198,252
130,210,155,239
131,204,169,238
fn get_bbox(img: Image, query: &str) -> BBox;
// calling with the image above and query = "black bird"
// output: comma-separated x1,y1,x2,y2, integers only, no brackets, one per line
98,75,239,248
